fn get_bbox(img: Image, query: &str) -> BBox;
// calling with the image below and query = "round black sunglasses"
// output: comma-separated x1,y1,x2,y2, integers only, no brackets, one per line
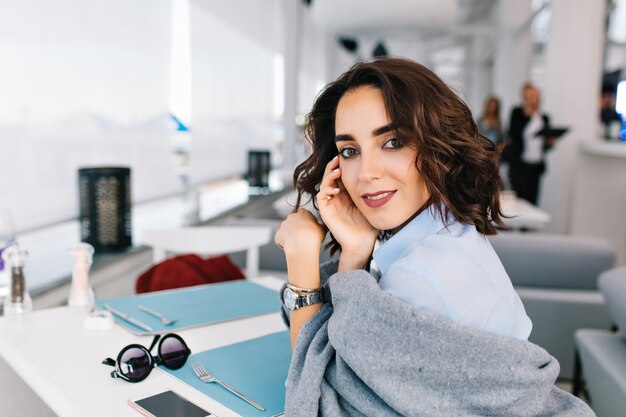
102,333,191,383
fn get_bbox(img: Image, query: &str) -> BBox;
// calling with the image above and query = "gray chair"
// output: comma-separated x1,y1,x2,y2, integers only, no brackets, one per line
488,232,616,379
574,266,626,417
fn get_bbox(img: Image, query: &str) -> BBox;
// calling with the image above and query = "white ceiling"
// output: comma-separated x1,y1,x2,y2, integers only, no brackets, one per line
310,0,460,35
308,0,500,38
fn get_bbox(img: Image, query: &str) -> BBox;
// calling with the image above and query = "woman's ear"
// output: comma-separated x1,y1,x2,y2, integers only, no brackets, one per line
414,155,425,173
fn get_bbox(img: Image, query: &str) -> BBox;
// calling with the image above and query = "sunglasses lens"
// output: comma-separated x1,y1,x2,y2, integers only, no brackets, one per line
160,336,188,369
119,347,151,381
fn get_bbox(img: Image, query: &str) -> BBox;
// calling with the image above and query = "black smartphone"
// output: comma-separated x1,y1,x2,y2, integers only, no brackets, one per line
128,390,212,417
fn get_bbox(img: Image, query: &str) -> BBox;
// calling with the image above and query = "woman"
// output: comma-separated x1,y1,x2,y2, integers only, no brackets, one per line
477,95,504,144
506,83,556,205
275,58,593,416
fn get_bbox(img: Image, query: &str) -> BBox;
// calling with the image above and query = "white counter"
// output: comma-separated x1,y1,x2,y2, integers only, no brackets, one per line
579,141,626,158
571,140,626,264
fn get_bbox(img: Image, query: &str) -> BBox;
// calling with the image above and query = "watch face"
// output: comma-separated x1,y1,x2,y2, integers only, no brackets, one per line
283,287,297,310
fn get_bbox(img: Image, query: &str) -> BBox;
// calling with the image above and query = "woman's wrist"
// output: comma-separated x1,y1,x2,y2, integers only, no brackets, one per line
338,257,366,272
285,251,321,288
338,248,372,272
283,240,322,258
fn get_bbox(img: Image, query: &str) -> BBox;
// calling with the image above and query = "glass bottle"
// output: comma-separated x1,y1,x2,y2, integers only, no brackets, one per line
0,208,15,300
68,243,95,308
2,243,32,317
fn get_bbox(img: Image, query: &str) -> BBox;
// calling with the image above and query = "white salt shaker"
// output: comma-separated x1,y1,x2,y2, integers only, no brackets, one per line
68,243,95,308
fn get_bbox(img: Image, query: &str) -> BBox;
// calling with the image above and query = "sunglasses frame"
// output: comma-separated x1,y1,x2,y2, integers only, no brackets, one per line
102,333,191,383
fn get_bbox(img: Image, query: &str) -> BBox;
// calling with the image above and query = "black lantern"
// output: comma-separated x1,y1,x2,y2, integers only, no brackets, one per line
78,167,132,252
246,150,271,192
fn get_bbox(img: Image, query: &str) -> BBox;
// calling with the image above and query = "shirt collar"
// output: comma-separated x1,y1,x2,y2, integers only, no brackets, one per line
373,205,448,276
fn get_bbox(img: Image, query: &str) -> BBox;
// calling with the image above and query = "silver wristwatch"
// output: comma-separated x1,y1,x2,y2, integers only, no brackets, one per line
283,284,323,311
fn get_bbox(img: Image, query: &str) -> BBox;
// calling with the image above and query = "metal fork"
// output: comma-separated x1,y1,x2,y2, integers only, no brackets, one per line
191,361,265,411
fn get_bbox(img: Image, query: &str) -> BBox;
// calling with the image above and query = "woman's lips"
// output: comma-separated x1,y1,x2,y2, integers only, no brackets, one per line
361,190,396,208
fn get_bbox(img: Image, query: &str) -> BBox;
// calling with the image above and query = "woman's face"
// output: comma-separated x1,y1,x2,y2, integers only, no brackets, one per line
334,86,430,232
523,86,540,113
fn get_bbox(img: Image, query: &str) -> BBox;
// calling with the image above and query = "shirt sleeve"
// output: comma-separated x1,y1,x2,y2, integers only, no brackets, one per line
378,260,450,320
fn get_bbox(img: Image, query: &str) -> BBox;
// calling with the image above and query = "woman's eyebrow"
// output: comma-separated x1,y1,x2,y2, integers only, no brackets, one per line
335,124,396,143
373,123,396,136
334,134,353,143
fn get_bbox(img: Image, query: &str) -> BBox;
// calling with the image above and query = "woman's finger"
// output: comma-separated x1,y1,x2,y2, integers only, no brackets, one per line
319,186,340,198
323,155,339,175
317,183,341,204
323,167,341,190
327,166,341,179
316,190,328,204
315,156,346,214
320,156,338,179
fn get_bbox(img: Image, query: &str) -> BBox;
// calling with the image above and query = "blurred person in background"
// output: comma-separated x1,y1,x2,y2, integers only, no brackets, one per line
506,83,557,205
479,95,510,190
478,95,504,144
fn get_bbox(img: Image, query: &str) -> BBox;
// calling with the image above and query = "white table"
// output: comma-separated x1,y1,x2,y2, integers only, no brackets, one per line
501,197,552,230
0,276,287,417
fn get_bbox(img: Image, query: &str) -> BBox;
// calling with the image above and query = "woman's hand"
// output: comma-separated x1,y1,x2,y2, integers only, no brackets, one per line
275,208,325,289
545,136,557,150
275,208,325,256
317,156,378,269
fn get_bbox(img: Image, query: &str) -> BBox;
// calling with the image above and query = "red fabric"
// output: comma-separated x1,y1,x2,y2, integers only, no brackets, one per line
135,254,245,294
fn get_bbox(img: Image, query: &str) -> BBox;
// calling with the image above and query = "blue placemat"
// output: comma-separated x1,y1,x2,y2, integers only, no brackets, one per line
163,331,291,417
95,280,280,335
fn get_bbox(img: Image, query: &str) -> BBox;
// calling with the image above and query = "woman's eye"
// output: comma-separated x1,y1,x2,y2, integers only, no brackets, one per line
339,148,358,159
383,138,402,149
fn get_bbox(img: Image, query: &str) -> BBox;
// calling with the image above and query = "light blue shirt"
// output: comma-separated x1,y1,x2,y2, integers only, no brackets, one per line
373,206,532,340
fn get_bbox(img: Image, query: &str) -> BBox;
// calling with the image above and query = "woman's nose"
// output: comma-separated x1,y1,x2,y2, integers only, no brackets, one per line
358,151,383,181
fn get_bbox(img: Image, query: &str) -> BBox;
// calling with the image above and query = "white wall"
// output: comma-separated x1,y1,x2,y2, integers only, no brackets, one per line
298,6,329,116
493,0,533,123
0,0,176,232
540,0,606,233
189,0,280,183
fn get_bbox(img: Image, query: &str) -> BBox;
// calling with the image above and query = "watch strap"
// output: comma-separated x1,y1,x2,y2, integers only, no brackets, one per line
294,291,323,309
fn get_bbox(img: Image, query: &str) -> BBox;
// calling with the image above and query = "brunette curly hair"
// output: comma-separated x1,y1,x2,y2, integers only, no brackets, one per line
293,57,506,253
